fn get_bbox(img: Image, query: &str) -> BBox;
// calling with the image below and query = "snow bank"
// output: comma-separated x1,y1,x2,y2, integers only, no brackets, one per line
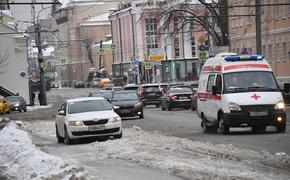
92,126,290,180
27,104,53,112
0,123,87,180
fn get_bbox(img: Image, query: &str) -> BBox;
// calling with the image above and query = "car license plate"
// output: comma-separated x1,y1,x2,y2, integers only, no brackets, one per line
179,96,188,99
250,111,268,116
88,125,105,131
121,109,130,113
148,93,156,96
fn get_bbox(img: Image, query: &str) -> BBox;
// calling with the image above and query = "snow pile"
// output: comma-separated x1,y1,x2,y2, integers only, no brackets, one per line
0,123,87,180
27,104,53,112
93,126,290,180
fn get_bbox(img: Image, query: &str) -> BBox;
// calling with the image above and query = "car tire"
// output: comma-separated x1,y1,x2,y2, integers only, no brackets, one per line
155,104,159,108
139,113,144,119
114,132,122,139
55,125,64,143
201,115,211,133
161,104,165,111
167,103,172,111
251,126,266,133
18,109,22,113
64,126,73,145
24,108,27,112
277,124,286,133
218,115,229,134
7,109,10,114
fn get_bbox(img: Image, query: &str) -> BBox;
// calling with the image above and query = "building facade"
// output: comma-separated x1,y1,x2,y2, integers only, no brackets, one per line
52,0,119,87
109,0,206,83
229,0,290,78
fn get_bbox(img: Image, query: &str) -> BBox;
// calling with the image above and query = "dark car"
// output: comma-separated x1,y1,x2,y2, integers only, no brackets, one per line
74,81,86,88
6,96,27,112
123,84,139,91
111,90,143,119
88,90,113,101
137,84,163,107
112,78,125,87
161,86,194,111
190,87,198,111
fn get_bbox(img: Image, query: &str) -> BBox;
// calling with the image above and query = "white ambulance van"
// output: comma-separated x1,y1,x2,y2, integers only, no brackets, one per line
197,53,288,134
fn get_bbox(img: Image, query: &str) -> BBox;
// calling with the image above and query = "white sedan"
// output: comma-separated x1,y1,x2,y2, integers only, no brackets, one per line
55,97,122,144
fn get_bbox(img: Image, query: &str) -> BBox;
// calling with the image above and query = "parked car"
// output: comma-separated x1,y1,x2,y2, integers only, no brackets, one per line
112,78,125,87
137,84,163,107
55,97,122,144
88,90,113,101
6,96,27,112
161,86,194,111
0,96,11,114
110,90,143,119
123,84,139,91
74,81,86,88
190,87,198,111
112,86,123,92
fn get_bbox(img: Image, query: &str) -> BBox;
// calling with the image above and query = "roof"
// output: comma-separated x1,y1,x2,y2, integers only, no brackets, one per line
67,97,105,103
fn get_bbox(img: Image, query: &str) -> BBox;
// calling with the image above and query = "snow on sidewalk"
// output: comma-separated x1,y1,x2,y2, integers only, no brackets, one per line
92,126,290,180
22,120,290,180
0,123,87,180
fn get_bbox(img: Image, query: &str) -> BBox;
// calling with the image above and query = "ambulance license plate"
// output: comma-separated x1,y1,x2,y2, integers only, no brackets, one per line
250,111,268,116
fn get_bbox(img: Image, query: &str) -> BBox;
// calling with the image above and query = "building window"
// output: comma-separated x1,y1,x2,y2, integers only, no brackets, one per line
174,36,180,58
190,31,196,57
269,44,272,58
277,43,281,59
173,17,179,58
262,45,266,55
283,42,286,58
282,0,287,18
275,1,279,19
145,19,158,50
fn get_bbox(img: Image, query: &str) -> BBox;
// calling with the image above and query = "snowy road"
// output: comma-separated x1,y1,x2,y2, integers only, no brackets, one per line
1,88,290,179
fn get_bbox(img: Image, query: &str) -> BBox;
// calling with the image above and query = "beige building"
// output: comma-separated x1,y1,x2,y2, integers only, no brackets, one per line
229,0,290,78
52,0,119,86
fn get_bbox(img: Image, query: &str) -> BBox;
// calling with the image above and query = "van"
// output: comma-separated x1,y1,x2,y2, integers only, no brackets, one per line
197,53,289,134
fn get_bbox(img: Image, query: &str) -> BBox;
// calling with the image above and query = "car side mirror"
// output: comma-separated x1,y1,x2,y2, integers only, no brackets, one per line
212,85,218,95
113,105,120,110
284,83,290,93
58,110,65,116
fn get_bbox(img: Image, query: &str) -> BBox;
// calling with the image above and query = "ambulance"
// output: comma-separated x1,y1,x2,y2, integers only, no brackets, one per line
197,53,288,134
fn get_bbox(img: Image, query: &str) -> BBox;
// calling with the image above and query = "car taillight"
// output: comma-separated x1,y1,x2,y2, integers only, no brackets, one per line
139,91,144,97
170,96,177,101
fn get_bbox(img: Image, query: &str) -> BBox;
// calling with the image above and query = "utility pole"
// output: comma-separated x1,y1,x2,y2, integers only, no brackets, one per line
255,0,262,54
35,23,47,105
99,40,103,70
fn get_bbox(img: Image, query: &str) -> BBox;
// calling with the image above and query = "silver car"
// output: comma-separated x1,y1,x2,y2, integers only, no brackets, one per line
55,97,122,144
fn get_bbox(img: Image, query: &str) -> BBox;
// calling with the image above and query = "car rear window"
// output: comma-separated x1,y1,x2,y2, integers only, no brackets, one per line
171,87,193,93
143,86,160,92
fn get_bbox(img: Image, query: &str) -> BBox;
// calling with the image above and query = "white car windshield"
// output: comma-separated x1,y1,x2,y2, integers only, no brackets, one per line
68,100,112,114
224,71,279,93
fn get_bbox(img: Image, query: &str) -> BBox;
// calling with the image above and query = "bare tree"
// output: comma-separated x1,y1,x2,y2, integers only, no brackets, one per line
155,0,229,46
83,38,93,66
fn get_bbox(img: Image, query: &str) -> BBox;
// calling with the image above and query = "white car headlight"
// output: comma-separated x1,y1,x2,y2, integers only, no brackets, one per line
228,102,241,111
15,103,19,106
274,101,285,110
109,116,121,123
134,102,142,108
69,120,82,126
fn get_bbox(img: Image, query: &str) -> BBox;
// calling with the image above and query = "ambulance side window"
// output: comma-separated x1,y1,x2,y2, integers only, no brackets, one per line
207,75,215,92
215,74,222,94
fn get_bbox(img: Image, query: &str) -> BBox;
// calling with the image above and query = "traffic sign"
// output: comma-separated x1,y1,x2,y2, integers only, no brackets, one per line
199,44,206,51
111,44,116,51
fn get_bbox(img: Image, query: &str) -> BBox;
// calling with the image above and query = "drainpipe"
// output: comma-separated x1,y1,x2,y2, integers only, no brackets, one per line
129,8,138,83
117,13,124,76
109,19,115,75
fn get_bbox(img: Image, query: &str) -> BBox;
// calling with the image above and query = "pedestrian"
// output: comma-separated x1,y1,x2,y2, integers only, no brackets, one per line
31,91,35,106
38,92,43,105
123,74,127,84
